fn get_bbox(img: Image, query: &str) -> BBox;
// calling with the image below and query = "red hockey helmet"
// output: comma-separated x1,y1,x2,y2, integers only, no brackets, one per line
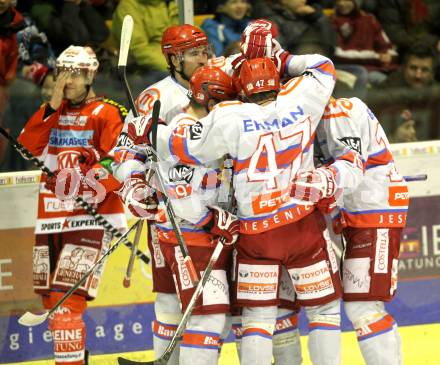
190,66,237,106
161,24,208,63
238,57,280,97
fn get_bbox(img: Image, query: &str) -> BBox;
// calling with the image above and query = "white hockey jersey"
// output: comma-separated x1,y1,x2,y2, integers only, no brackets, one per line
316,97,409,229
157,54,337,234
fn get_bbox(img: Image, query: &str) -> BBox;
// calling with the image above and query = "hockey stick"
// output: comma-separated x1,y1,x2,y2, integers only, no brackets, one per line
403,174,427,182
118,191,236,365
18,220,140,326
118,239,225,365
123,219,144,287
117,15,199,286
0,126,150,265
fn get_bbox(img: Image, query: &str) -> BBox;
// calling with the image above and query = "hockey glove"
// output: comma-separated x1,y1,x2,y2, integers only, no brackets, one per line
290,167,338,204
127,115,166,146
118,173,158,218
241,19,278,59
203,206,240,245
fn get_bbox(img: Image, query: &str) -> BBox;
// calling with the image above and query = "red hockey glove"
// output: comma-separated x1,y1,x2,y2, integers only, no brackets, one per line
118,173,158,218
203,206,240,245
241,19,278,59
290,167,338,203
127,115,166,146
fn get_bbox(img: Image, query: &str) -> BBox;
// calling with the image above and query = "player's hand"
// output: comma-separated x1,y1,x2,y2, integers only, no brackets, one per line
271,39,291,74
203,206,240,245
49,71,69,110
290,167,338,203
118,174,158,217
241,19,277,59
127,115,166,146
78,147,103,174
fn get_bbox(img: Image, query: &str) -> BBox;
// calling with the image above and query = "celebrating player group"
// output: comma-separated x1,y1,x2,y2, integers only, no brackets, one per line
16,15,409,365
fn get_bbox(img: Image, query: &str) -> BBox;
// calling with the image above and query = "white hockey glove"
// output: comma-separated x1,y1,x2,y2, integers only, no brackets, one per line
203,206,240,245
290,167,338,204
118,173,158,218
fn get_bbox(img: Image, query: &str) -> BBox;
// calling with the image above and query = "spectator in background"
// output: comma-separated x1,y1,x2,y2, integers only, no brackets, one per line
0,0,24,162
0,0,24,111
251,0,336,56
378,0,440,56
368,43,440,140
332,0,398,86
388,109,418,143
201,0,250,56
29,0,110,54
112,0,178,74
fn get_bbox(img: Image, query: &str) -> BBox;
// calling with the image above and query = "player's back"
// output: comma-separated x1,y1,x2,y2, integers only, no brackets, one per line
321,97,409,228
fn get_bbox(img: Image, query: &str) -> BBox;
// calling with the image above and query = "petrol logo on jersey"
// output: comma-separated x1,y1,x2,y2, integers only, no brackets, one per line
57,150,81,169
388,185,409,206
251,188,290,215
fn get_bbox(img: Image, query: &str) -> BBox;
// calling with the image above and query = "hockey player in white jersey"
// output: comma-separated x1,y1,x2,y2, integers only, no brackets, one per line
309,96,409,365
112,24,211,365
142,53,362,365
126,65,240,365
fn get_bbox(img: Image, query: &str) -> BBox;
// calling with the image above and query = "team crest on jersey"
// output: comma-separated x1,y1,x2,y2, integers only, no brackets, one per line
57,150,81,169
189,121,203,140
338,137,361,154
137,88,160,114
168,164,195,183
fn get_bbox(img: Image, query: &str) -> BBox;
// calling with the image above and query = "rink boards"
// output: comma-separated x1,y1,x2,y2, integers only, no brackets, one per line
1,140,440,363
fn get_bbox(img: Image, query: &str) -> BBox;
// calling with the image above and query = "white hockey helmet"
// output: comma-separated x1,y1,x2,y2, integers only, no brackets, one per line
56,45,99,83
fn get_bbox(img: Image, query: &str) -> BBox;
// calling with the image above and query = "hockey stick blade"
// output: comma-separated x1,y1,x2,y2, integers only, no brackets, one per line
18,311,49,327
117,357,155,365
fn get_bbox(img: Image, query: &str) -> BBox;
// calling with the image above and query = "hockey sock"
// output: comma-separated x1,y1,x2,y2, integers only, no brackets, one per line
45,293,87,365
305,299,341,365
180,313,226,365
241,306,277,365
345,301,402,365
272,308,302,365
153,293,182,365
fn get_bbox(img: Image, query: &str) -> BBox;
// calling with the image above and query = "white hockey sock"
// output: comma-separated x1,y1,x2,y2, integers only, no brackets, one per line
218,314,232,355
273,308,302,365
153,293,182,365
180,314,226,365
345,301,402,365
305,299,341,365
241,306,277,365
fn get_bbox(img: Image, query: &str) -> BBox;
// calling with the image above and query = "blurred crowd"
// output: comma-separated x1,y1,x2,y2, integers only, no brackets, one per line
1,0,440,172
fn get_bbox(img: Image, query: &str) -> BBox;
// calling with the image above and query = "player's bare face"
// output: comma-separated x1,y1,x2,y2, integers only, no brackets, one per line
62,71,89,103
181,46,209,79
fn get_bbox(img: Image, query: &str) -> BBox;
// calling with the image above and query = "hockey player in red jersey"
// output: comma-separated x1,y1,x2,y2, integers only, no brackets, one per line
112,24,213,364
310,96,409,365
17,45,126,365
